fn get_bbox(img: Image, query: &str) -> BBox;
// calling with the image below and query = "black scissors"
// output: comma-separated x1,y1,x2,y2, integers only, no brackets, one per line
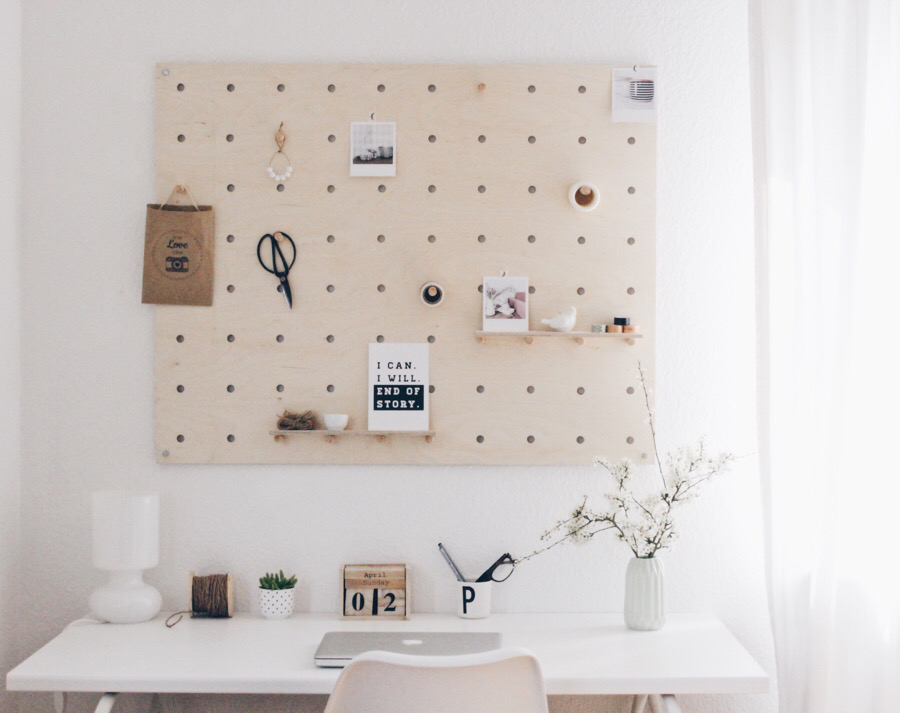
257,231,297,308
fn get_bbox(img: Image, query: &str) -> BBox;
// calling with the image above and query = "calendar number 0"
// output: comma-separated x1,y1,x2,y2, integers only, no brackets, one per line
349,589,398,615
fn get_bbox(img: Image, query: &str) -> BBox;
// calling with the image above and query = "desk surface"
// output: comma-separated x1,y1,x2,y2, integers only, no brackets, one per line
7,612,768,696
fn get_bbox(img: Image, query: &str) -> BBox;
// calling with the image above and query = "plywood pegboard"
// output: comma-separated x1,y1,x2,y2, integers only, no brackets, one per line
153,63,656,465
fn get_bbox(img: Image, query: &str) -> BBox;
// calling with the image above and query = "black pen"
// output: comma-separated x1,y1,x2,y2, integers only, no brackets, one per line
437,542,466,582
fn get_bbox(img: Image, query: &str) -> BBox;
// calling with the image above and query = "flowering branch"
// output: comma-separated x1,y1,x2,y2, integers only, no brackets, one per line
520,363,734,561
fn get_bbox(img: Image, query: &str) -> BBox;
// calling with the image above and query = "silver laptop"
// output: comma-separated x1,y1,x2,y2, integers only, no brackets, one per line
314,631,503,668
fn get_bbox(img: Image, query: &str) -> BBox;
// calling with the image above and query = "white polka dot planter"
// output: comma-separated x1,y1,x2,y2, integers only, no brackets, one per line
259,587,295,620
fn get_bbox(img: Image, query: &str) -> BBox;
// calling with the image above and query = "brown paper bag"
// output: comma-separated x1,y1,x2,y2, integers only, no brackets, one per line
141,201,215,306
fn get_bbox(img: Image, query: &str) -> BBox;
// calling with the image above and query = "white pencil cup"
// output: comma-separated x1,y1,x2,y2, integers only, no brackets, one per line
457,581,492,619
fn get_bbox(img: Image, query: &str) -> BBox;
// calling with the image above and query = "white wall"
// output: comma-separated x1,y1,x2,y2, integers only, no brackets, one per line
0,0,22,711
16,1,775,712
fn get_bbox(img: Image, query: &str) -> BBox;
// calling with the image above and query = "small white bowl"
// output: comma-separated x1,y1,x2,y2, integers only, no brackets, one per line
323,413,349,431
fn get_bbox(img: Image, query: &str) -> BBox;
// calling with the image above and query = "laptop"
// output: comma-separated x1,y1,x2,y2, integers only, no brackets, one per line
314,631,503,668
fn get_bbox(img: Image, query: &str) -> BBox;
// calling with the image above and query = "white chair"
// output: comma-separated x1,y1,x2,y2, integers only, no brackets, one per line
323,647,549,713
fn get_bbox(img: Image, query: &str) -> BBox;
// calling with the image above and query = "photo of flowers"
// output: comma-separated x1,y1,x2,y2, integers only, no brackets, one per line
482,275,528,332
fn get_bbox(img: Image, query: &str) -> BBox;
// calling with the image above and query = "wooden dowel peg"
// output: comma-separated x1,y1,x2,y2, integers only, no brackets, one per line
327,435,336,443
575,337,585,345
477,82,486,92
378,435,386,443
626,338,635,346
274,434,285,443
524,336,534,345
425,435,434,443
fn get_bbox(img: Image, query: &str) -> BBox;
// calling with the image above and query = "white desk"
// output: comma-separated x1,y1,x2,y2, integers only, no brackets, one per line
7,612,767,713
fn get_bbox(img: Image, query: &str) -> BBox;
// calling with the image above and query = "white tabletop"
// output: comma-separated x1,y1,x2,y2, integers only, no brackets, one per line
7,612,768,696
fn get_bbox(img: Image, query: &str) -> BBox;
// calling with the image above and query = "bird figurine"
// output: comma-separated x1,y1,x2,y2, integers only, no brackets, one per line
541,306,577,332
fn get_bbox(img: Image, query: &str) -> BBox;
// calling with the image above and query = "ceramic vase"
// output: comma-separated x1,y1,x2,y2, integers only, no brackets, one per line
259,588,295,620
624,556,665,631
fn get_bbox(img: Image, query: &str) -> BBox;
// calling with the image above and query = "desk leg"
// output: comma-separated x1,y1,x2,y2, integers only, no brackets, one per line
631,694,649,713
647,694,681,713
94,693,118,713
53,692,67,713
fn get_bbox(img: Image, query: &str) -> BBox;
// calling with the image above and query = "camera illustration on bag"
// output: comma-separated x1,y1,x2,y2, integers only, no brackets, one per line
165,255,190,273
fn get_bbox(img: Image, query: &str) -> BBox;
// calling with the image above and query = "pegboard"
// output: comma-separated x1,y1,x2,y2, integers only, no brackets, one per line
154,64,656,465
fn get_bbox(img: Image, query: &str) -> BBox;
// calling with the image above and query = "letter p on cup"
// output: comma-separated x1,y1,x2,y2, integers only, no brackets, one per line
458,581,492,619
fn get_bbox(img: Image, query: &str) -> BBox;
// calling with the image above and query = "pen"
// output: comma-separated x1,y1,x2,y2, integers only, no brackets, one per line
437,542,466,582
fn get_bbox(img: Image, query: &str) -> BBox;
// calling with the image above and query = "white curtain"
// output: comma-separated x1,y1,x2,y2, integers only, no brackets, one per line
750,0,900,711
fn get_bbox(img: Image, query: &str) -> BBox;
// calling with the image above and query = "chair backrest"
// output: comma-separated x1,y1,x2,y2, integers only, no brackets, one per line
323,647,549,713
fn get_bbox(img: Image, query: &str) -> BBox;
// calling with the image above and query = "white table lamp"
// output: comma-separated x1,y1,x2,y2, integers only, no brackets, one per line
89,492,162,624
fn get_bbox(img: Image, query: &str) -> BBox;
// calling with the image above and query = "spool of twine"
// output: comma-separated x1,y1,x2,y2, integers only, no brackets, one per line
165,572,234,627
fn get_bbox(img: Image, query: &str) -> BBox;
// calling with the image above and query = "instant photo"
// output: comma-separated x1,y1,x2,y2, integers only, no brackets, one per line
350,121,397,177
482,276,529,332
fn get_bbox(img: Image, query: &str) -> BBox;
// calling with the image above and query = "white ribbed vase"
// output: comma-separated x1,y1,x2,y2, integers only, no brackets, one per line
624,556,665,631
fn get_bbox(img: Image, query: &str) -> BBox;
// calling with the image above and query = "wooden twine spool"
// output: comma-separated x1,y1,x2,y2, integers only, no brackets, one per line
165,572,234,627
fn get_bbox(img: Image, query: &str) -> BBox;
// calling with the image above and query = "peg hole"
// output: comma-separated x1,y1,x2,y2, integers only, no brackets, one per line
377,284,386,292
476,435,484,444
327,385,335,393
577,387,585,395
227,284,235,293
377,84,385,92
177,434,185,443
327,185,335,193
577,287,585,295
477,234,486,243
276,335,284,343
578,236,586,244
376,335,384,343
578,85,587,93
176,335,184,343
277,83,285,92
429,385,435,394
176,83,184,91
226,385,235,393
528,286,535,294
428,185,436,193
478,284,483,293
226,83,235,92
428,134,436,143
327,84,335,92
327,234,335,243
527,385,535,394
226,234,235,243
377,234,385,243
226,134,234,142
576,436,585,444
378,184,386,193
276,384,284,392
627,237,636,245
528,135,536,144
227,434,235,443
277,184,285,192
162,450,170,458
626,386,635,394
528,185,536,194
427,234,436,243
627,287,635,295
226,334,235,343
527,85,536,93
227,184,235,192
578,136,587,144
326,284,335,293
477,185,486,193
628,137,636,145
628,186,636,194
527,435,535,443
176,385,184,393
476,385,485,393
177,134,185,142
527,235,536,243
626,436,635,444
428,84,436,92
328,134,336,143
427,335,436,343
478,135,486,143
326,335,335,343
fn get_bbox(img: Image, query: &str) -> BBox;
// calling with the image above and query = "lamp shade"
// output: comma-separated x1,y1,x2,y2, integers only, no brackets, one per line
92,492,159,571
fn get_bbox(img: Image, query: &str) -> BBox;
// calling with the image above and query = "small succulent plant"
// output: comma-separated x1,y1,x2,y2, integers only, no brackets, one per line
259,570,297,590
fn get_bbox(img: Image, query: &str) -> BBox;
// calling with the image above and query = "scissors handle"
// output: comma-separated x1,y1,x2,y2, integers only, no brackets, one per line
257,232,296,276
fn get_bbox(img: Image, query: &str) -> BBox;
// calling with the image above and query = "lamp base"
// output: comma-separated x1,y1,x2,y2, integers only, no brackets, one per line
89,570,162,624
